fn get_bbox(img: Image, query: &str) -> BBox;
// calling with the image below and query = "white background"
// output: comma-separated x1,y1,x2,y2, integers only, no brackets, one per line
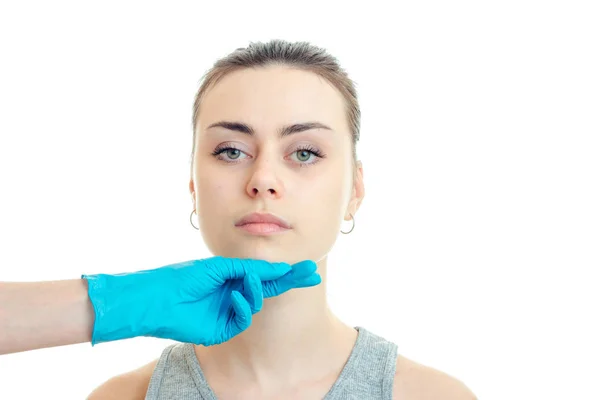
1,1,598,399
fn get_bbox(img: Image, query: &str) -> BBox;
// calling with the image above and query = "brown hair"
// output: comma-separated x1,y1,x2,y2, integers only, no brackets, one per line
190,39,361,176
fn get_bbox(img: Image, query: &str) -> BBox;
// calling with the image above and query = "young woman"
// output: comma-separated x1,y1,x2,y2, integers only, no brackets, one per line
89,39,476,400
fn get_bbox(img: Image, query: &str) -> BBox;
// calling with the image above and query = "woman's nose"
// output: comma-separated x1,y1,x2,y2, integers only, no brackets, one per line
248,186,278,198
245,159,284,199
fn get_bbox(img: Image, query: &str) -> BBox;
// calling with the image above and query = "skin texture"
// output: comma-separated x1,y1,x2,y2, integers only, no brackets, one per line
88,65,476,399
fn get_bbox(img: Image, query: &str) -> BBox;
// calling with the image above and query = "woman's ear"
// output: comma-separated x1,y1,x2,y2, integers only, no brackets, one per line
189,179,196,209
345,161,364,219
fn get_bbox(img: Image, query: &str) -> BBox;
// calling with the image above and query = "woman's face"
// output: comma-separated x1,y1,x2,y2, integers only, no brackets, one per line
189,65,364,265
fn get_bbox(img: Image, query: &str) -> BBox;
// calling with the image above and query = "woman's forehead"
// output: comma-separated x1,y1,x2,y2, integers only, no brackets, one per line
197,66,347,130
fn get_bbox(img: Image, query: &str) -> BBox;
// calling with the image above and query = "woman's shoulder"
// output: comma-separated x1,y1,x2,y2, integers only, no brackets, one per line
84,347,477,400
392,354,477,400
86,358,158,400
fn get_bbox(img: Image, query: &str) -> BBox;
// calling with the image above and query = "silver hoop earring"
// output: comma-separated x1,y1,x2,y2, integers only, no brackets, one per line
340,213,355,234
190,209,199,230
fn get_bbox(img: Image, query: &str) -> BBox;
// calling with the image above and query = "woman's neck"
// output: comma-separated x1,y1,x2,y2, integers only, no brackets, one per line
193,259,358,388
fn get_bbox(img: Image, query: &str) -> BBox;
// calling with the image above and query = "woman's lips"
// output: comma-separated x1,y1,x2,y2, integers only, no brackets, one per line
234,212,292,235
237,222,291,235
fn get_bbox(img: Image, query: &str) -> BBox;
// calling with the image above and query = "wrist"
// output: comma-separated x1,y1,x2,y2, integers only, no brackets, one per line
82,270,164,345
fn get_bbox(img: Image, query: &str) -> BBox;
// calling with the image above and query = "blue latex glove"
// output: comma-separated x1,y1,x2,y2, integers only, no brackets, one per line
82,256,320,346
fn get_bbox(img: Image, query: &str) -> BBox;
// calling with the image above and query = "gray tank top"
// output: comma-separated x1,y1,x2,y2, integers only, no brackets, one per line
145,326,398,399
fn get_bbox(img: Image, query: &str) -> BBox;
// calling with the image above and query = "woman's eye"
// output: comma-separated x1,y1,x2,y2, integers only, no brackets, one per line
294,149,314,162
225,148,242,159
212,146,249,162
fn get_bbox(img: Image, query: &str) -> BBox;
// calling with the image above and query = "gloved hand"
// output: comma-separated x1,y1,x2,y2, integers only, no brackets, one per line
82,256,320,346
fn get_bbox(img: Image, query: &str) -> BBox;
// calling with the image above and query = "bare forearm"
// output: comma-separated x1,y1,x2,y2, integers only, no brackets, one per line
0,279,94,355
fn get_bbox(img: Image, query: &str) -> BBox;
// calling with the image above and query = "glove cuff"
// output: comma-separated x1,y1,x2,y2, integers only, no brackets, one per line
81,271,158,345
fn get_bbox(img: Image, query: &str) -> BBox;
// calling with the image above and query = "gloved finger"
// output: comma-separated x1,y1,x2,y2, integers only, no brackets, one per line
262,272,321,298
262,259,317,296
241,271,263,314
210,257,292,282
242,259,293,281
262,260,321,298
230,290,252,338
286,260,318,279
289,273,322,289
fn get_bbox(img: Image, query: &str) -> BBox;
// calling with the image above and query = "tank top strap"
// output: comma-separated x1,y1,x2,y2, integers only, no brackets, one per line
323,326,398,399
145,342,217,400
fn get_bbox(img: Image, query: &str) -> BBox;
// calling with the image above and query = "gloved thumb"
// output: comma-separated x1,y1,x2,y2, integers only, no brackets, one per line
230,290,252,338
229,272,263,338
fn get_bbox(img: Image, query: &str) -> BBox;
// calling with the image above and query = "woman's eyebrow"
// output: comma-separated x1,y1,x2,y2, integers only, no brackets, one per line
206,121,332,138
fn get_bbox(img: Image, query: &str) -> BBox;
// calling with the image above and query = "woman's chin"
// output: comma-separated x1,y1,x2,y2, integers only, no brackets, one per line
217,246,300,265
